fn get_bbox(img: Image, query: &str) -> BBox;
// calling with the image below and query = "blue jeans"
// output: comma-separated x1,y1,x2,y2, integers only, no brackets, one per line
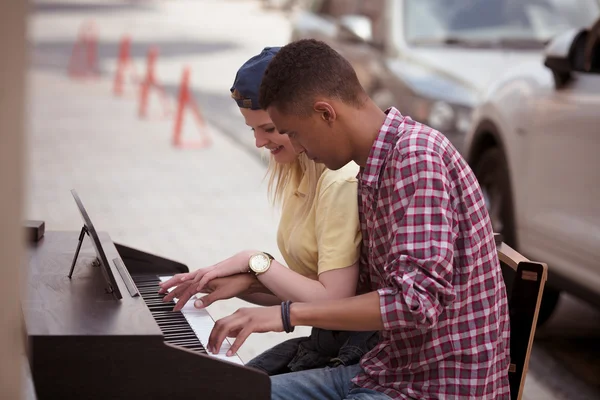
270,363,392,400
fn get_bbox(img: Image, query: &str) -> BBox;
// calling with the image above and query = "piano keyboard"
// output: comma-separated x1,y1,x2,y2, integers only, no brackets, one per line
132,275,244,365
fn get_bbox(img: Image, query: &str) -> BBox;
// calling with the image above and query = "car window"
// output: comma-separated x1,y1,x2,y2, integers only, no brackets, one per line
403,0,600,47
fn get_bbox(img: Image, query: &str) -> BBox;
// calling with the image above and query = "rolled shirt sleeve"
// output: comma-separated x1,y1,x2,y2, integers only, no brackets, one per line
377,150,457,331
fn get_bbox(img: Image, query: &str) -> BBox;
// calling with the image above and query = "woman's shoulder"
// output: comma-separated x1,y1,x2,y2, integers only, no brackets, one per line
318,162,360,191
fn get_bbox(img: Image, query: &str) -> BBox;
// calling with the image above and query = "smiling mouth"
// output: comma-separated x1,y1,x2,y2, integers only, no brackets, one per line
268,146,284,155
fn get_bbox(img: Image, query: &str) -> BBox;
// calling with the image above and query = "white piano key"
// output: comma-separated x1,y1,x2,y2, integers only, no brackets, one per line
159,276,244,365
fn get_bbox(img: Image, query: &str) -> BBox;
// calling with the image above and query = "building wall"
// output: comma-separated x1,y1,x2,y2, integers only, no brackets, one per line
0,1,27,398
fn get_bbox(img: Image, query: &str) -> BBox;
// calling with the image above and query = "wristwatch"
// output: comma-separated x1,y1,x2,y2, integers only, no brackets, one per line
248,252,274,275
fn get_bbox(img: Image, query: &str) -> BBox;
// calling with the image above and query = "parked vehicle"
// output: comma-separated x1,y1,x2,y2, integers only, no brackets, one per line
291,0,597,154
464,13,600,325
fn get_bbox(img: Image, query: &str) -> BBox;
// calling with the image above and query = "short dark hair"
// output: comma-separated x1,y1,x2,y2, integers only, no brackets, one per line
258,39,366,115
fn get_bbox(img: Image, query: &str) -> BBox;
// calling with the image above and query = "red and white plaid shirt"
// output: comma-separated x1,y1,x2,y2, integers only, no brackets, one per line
353,108,511,399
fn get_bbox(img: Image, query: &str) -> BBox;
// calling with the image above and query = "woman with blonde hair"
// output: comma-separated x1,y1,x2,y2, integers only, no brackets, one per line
159,47,377,375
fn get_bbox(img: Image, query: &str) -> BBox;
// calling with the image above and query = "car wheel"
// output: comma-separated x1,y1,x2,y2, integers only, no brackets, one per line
474,146,559,327
537,285,561,327
473,147,516,248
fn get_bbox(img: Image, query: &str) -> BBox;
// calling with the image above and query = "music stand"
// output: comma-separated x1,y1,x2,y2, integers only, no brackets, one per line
68,189,123,300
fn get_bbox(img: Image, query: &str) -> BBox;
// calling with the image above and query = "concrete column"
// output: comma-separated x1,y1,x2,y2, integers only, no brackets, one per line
0,0,27,398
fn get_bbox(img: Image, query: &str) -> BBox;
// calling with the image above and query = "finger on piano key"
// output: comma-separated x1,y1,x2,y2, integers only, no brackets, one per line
158,276,244,365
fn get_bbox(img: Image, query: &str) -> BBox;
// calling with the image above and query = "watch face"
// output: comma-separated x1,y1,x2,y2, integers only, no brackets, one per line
250,254,270,273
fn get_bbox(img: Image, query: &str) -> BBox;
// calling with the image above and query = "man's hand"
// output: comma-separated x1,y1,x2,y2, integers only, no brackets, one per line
159,272,256,312
208,306,283,357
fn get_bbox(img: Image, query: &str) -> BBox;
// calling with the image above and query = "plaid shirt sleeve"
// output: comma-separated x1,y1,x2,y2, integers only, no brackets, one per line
377,149,458,331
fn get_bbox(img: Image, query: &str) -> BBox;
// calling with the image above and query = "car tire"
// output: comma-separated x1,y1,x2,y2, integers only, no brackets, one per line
537,285,561,327
474,146,560,327
473,147,516,248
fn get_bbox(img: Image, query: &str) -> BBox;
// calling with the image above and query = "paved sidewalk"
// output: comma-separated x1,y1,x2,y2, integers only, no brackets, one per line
29,0,293,161
25,68,311,364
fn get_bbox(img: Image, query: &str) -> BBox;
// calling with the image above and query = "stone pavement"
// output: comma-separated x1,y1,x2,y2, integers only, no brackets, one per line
29,0,293,162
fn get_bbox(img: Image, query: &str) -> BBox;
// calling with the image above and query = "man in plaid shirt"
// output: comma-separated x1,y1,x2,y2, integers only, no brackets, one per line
207,39,511,399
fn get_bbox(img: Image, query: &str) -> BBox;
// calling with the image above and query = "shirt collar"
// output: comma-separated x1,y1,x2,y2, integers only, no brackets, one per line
359,107,405,187
295,172,309,196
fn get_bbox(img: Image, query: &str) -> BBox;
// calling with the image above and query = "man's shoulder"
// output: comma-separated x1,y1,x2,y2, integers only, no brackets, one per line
392,117,455,160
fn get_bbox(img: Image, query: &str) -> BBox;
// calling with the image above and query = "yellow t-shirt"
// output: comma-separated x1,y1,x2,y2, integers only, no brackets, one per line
276,162,362,279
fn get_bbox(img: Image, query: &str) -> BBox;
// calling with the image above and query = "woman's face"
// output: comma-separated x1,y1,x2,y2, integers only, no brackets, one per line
239,108,297,164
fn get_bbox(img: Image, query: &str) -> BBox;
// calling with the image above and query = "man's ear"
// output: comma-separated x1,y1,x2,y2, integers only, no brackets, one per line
314,101,336,124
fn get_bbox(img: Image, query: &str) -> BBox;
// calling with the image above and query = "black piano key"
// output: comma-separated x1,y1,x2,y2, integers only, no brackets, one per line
170,339,203,345
132,274,208,354
157,323,191,329
163,333,198,340
156,318,187,324
156,320,190,326
175,344,206,352
171,342,205,350
149,305,178,312
158,326,193,332
154,316,187,323
154,316,187,322
142,298,166,303
161,328,194,335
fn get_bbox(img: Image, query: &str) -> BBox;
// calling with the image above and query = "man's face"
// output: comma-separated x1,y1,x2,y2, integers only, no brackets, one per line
266,105,349,170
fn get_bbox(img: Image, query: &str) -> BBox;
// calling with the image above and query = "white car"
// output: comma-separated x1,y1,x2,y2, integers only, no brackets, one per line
464,14,600,325
290,0,599,155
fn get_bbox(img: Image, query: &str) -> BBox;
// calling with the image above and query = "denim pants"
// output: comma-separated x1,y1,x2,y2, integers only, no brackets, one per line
270,363,392,400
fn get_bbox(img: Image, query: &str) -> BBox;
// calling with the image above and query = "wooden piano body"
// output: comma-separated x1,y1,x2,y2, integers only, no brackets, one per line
22,230,547,400
23,230,271,400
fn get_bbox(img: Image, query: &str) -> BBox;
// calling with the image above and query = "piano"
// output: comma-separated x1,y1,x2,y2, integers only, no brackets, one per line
22,230,271,399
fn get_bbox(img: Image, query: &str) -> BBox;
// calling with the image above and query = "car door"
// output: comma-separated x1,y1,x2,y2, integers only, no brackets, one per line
521,70,600,293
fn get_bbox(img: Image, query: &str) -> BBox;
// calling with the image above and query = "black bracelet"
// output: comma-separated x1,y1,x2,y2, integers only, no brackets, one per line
281,300,294,333
286,300,294,333
280,301,287,332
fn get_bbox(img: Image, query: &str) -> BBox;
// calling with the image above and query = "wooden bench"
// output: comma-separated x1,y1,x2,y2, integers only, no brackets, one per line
495,234,548,400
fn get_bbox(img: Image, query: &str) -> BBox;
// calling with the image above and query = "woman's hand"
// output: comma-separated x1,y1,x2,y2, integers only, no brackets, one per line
158,250,256,310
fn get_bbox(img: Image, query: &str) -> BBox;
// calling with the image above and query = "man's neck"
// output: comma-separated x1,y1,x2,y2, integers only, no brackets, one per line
350,100,388,167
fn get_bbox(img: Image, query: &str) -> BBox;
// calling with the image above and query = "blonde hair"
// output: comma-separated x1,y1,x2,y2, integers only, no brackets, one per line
266,151,327,218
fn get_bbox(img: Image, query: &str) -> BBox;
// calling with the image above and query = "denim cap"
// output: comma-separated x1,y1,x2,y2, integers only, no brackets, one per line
230,46,281,110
